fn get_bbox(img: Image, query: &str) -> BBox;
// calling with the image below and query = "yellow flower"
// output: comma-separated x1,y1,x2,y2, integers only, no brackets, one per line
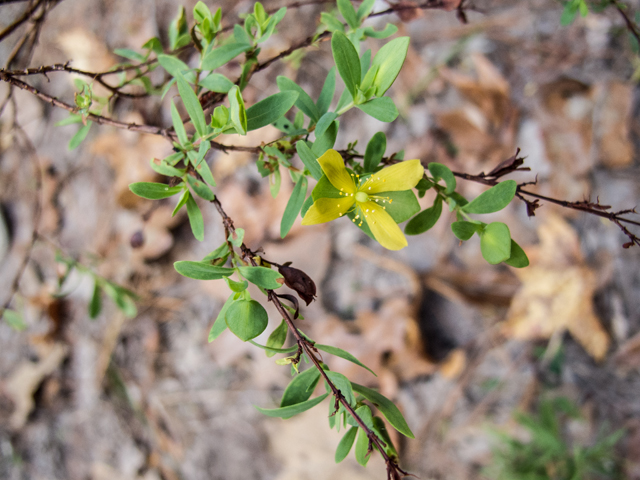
301,149,424,250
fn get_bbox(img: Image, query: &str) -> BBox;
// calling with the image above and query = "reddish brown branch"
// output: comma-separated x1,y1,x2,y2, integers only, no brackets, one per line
211,196,410,480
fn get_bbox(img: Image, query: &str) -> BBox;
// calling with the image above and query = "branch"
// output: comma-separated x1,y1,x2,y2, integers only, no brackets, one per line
611,0,640,47
211,197,411,480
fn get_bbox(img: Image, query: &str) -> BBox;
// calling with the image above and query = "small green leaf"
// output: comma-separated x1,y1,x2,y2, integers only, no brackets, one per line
311,120,338,156
170,100,188,145
451,220,481,241
325,371,356,406
276,77,319,123
249,340,298,354
186,194,204,241
225,299,269,341
331,31,360,98
55,113,83,127
363,24,398,39
270,168,281,198
357,0,375,20
281,367,322,409
335,427,358,463
280,177,308,238
202,242,230,263
172,189,189,216
297,142,323,180
337,0,359,29
89,281,102,319
68,121,92,150
246,91,299,131
174,261,234,280
314,112,338,139
228,227,245,247
354,427,371,466
317,67,336,116
129,182,183,200
301,195,314,218
265,319,288,358
461,180,517,215
561,2,579,25
504,239,529,268
257,393,329,418
224,276,248,292
351,383,415,438
199,73,234,93
228,86,247,135
480,222,512,264
201,43,252,70
102,283,137,318
150,158,185,177
428,162,456,193
237,266,283,290
363,131,386,172
209,293,234,341
405,198,443,235
315,344,376,376
186,174,215,201
114,48,146,62
157,54,194,83
355,97,398,122
2,309,26,331
370,36,410,96
177,75,206,138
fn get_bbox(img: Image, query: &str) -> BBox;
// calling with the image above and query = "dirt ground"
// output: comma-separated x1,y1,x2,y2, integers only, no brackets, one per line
1,0,639,479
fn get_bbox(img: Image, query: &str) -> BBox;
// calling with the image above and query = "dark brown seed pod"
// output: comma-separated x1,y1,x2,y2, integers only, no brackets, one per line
277,262,316,306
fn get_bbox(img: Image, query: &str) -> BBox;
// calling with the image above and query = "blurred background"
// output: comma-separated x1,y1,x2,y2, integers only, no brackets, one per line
1,0,639,478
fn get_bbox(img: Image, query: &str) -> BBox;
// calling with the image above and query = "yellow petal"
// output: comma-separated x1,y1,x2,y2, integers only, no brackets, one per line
317,149,356,193
360,201,408,250
366,159,424,194
302,197,355,225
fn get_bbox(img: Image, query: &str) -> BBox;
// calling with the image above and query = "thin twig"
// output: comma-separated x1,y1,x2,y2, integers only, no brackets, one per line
611,0,640,47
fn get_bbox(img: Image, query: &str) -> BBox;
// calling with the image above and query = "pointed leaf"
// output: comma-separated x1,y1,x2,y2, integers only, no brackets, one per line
257,393,329,418
317,67,336,115
129,182,183,200
296,142,323,180
335,427,358,463
363,131,386,172
504,239,529,268
315,344,376,376
351,383,414,438
405,198,443,235
277,77,319,122
462,180,517,214
246,91,299,131
237,266,284,290
209,293,234,341
281,176,308,238
174,261,234,280
331,32,360,98
201,42,252,70
355,97,398,122
370,36,410,96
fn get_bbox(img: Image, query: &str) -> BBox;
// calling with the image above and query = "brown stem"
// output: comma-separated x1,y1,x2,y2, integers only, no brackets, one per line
211,197,410,479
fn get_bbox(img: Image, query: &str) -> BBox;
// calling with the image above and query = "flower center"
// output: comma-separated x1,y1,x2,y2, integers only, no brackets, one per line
355,191,369,203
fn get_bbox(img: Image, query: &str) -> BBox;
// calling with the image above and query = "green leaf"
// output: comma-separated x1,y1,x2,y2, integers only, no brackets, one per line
504,239,529,268
480,222,512,264
325,371,356,406
186,194,204,241
315,344,376,376
246,91,299,131
202,242,230,263
354,427,371,466
174,261,234,280
177,75,206,138
172,189,189,216
225,299,269,341
301,195,314,218
270,168,281,198
276,77,319,123
129,182,183,200
461,180,517,215
314,112,338,139
265,319,288,358
170,100,188,145
157,54,194,83
297,142,323,180
68,121,92,150
237,266,283,290
257,393,329,418
55,113,83,127
405,197,443,235
363,24,398,39
114,48,146,62
209,293,234,341
186,174,215,201
331,31,360,98
357,0,375,20
201,43,252,70
2,309,26,331
234,24,253,45
370,36,410,96
281,176,308,238
351,383,415,438
150,157,185,177
335,427,358,463
199,73,234,93
228,227,245,247
428,162,456,193
355,97,398,122
194,158,216,186
311,120,338,156
337,0,359,29
363,132,386,172
317,67,336,116
102,283,137,318
451,220,481,241
281,367,322,409
561,3,579,25
228,85,247,135
89,281,102,319
224,276,248,292
249,340,298,354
